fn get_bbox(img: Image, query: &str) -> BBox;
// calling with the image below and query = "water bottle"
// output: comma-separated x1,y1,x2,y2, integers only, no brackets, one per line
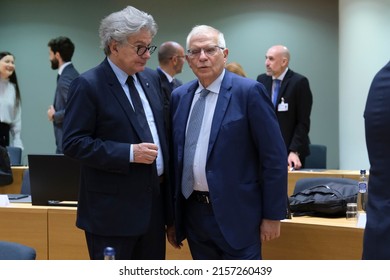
357,169,368,212
103,247,115,260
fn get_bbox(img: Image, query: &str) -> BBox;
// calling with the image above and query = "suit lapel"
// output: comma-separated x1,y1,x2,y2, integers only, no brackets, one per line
102,60,148,142
207,73,232,159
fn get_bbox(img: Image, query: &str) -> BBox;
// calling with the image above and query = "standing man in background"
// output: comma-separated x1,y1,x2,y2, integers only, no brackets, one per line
170,25,287,259
47,36,79,154
156,41,185,132
363,60,390,260
62,6,175,260
257,45,313,170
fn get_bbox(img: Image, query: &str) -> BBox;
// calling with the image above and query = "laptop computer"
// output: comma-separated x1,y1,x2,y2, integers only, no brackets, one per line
28,154,80,206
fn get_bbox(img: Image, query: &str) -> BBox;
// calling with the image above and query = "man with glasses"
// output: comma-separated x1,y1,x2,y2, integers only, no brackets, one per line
62,6,175,260
170,25,287,259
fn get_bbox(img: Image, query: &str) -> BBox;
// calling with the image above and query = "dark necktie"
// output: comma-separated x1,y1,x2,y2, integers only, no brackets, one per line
181,89,210,198
126,76,154,143
273,79,281,107
57,74,60,82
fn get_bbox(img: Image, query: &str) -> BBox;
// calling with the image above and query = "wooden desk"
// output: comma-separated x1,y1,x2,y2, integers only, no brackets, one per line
0,203,191,260
288,169,362,196
0,169,364,260
0,166,28,194
263,216,364,259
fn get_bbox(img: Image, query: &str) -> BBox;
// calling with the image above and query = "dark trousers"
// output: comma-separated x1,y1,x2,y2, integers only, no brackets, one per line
0,122,10,147
184,198,261,260
85,192,166,260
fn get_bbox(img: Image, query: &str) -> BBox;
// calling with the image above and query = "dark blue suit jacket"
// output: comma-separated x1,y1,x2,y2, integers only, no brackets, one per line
363,60,390,259
53,63,79,153
63,58,172,237
171,70,287,249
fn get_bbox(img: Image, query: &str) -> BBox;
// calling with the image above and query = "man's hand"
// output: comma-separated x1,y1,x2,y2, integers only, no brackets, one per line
166,225,182,249
288,151,302,170
133,143,158,164
47,105,55,121
260,219,281,242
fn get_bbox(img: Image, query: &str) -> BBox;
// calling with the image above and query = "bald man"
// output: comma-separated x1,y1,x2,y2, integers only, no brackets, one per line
257,45,313,170
156,41,185,133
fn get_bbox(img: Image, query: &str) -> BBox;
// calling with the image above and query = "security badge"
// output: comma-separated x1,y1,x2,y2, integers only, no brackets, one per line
277,97,288,112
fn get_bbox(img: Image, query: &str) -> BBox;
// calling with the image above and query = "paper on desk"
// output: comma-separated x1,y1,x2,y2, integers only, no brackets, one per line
0,195,10,206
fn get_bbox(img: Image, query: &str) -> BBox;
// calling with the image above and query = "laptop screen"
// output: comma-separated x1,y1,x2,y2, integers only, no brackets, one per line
28,154,80,206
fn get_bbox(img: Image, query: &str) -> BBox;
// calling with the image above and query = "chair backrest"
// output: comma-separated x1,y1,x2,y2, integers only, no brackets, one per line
294,177,358,194
305,144,327,169
20,169,31,195
0,241,36,260
6,146,22,166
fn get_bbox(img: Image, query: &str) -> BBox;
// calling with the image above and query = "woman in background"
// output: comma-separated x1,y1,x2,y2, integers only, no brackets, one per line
226,62,247,77
0,51,23,149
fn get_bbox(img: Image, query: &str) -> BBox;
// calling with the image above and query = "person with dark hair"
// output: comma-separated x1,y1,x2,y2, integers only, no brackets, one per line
62,6,174,260
0,51,23,149
47,36,79,154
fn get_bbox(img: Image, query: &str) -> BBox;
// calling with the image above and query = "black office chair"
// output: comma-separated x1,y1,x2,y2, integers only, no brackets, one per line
6,146,22,166
0,241,36,260
293,177,358,194
305,144,327,169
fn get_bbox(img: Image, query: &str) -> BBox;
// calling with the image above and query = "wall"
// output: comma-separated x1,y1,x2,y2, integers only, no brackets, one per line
1,0,339,167
339,0,390,169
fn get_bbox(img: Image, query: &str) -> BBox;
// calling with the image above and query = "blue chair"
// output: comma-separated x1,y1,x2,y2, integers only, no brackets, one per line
6,146,22,166
20,169,31,195
305,144,327,169
0,241,36,260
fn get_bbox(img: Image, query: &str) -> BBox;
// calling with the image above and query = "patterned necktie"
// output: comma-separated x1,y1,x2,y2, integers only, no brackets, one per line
126,76,154,143
181,89,210,198
273,79,281,107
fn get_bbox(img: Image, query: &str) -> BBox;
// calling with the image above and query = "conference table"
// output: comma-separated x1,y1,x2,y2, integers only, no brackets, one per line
0,168,364,260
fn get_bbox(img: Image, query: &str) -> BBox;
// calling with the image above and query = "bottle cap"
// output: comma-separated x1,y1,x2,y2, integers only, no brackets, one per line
360,169,366,174
104,247,115,256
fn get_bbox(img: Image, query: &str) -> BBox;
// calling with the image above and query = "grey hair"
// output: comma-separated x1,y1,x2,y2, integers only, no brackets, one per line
186,25,226,51
99,6,158,55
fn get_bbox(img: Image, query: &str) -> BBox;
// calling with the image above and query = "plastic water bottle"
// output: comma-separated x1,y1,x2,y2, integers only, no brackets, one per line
357,169,368,212
103,247,115,260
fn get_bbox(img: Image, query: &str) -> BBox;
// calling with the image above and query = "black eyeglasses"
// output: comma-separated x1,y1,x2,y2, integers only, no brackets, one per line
187,45,224,58
126,43,157,56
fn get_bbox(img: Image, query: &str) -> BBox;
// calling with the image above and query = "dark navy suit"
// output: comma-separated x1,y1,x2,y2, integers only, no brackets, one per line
171,70,287,258
53,63,79,154
62,58,172,259
363,60,390,259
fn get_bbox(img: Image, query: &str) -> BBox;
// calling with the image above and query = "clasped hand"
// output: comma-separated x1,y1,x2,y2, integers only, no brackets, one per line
133,142,158,164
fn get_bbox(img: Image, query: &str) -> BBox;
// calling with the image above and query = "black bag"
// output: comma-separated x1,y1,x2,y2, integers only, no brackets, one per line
0,146,13,186
289,182,359,217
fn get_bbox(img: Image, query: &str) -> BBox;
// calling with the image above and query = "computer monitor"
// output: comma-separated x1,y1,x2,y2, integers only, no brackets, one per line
28,154,80,206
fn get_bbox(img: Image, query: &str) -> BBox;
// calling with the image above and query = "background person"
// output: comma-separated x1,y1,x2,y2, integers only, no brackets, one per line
225,61,247,77
62,6,174,260
363,60,390,260
0,51,23,149
257,45,313,170
156,41,185,133
170,25,287,260
47,36,79,154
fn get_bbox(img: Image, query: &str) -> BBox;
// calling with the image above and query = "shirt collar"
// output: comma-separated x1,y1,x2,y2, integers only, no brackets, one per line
197,69,225,94
58,62,72,75
273,67,288,81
